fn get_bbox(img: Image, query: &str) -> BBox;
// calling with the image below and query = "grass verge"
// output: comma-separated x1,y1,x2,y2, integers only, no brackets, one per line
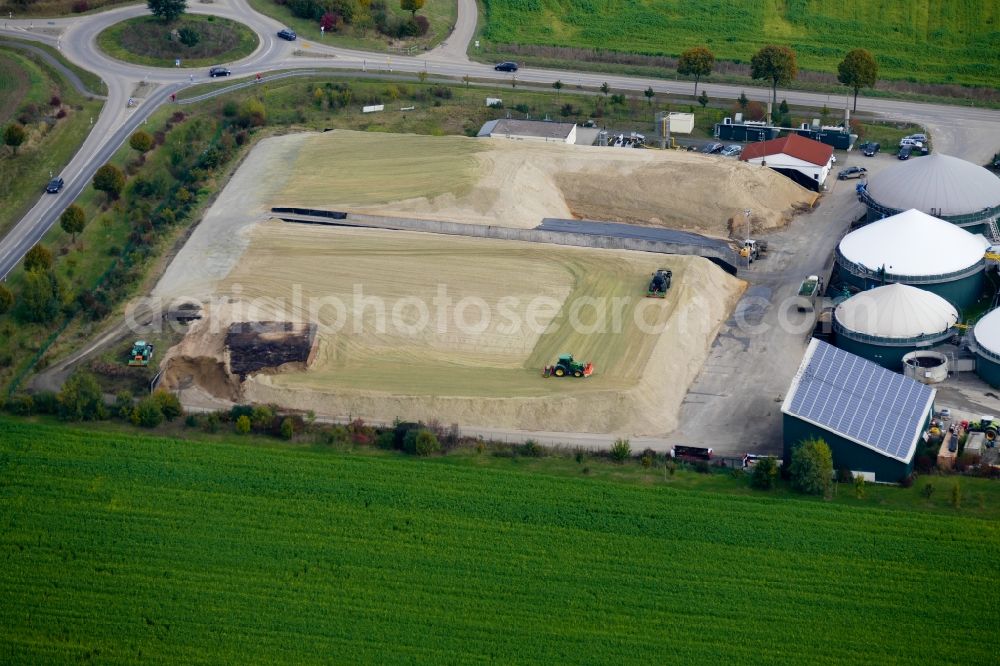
0,46,104,240
95,14,258,68
0,38,108,97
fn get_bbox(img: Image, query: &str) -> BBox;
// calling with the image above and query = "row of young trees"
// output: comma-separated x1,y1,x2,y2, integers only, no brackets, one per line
5,369,183,426
676,44,878,111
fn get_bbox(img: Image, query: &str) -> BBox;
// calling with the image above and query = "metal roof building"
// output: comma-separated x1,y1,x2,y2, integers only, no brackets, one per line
972,308,1000,388
478,119,577,144
836,208,989,309
833,284,958,370
859,154,1000,234
782,339,935,482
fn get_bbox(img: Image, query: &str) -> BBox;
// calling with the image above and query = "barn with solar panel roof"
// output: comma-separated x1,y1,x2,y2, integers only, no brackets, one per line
781,340,935,483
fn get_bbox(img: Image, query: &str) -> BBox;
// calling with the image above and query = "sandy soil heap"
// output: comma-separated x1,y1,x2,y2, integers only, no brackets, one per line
274,130,817,236
159,224,744,435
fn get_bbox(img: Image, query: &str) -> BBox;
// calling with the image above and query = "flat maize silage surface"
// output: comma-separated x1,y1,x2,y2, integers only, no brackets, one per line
200,225,744,434
1,419,998,663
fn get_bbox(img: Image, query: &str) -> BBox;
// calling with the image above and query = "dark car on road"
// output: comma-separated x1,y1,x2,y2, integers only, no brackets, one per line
45,177,64,193
209,67,231,77
837,166,867,180
494,62,518,72
898,145,913,160
701,142,724,154
860,142,880,156
277,29,297,41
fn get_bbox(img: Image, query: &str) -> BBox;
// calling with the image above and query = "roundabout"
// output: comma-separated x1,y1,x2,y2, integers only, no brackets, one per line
96,13,259,68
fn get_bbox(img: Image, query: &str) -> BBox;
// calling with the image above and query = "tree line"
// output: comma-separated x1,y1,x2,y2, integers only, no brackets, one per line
674,44,877,112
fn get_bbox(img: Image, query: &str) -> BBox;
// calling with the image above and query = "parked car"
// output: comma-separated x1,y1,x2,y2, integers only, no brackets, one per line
277,28,297,41
209,67,231,77
837,166,867,180
721,144,742,157
45,177,64,193
905,133,928,144
494,61,518,72
701,142,724,154
860,142,880,156
898,145,913,160
899,138,924,149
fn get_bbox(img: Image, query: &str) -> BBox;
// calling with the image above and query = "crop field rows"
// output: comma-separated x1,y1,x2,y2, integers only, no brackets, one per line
1,420,998,662
482,0,1000,88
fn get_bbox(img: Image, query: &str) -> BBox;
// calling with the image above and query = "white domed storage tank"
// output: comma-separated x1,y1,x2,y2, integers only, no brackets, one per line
835,208,989,310
860,153,1000,232
833,283,958,370
973,308,1000,389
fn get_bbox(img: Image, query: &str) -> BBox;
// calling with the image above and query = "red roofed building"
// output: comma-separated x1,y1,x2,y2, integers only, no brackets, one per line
740,133,834,191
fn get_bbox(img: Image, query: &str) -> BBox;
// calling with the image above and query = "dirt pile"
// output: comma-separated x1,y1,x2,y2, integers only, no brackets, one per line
274,130,817,237
159,308,318,403
226,322,318,380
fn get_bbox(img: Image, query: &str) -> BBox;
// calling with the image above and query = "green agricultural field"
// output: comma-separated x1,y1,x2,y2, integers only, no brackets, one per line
481,0,1000,89
1,418,998,662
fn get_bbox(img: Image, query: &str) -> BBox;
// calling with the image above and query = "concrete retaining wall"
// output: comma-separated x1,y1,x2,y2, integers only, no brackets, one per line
271,208,740,273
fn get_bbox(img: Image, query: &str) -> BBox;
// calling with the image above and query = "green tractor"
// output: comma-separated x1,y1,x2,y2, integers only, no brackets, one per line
128,340,154,367
647,268,672,298
543,354,594,378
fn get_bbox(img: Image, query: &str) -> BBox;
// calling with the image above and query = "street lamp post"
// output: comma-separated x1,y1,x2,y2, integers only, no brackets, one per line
744,208,751,269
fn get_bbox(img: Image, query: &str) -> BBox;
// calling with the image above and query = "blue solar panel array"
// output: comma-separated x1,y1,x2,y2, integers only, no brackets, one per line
787,341,934,461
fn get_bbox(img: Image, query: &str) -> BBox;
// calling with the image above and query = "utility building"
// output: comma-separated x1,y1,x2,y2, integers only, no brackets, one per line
478,119,577,144
782,339,934,483
739,133,833,191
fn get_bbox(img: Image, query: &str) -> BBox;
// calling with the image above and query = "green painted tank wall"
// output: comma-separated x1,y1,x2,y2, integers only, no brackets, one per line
833,334,916,371
975,354,1000,389
836,263,983,311
783,414,915,483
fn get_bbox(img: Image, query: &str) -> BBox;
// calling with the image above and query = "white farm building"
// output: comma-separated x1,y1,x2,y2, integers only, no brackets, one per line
739,133,834,191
